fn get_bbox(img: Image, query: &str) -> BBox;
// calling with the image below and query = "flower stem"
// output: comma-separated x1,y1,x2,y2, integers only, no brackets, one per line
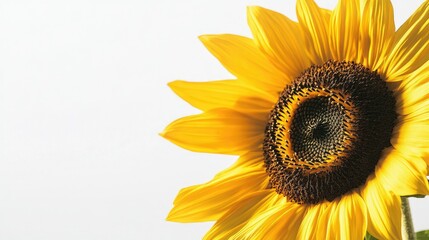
401,197,416,240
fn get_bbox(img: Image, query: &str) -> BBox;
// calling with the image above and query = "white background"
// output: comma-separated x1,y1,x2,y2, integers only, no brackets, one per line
1,0,428,239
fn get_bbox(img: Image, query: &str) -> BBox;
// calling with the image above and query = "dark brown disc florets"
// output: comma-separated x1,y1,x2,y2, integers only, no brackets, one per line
263,60,397,204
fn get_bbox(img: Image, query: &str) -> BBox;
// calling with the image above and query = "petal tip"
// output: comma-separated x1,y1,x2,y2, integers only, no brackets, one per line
159,126,173,141
166,209,179,222
159,131,166,138
247,5,273,18
167,80,183,91
198,34,215,43
247,5,262,14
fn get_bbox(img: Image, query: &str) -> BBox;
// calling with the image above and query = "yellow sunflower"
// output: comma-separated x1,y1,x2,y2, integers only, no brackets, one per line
162,0,429,239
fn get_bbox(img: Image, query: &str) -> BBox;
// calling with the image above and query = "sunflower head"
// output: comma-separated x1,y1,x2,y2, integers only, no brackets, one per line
163,0,429,239
264,60,397,204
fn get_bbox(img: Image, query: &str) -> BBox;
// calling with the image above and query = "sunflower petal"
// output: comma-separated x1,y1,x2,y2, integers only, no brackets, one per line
395,67,429,164
233,200,305,239
296,0,332,64
161,108,264,155
168,80,276,113
396,84,429,117
359,0,395,70
247,6,310,77
381,1,429,81
360,175,401,240
375,148,429,196
168,80,251,111
199,34,288,94
396,61,429,117
296,202,329,239
326,193,367,240
203,190,279,240
167,152,267,222
329,0,361,61
391,120,429,160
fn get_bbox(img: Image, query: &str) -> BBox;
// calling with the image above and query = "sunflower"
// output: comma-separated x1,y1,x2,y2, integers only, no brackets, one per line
162,0,429,239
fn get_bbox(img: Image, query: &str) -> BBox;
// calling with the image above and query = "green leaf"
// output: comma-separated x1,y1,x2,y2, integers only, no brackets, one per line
365,232,377,240
417,230,429,240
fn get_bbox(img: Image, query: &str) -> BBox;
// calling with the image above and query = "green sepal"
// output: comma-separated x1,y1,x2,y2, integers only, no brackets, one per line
417,230,429,240
365,232,377,240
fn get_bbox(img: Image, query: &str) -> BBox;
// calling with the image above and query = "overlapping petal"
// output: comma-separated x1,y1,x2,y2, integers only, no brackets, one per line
361,176,401,240
296,193,367,240
296,202,329,239
296,0,332,64
393,62,429,162
167,151,267,222
247,6,310,77
199,34,289,95
375,148,429,196
396,61,429,117
358,0,395,70
381,1,429,81
203,190,280,240
329,0,361,61
325,193,367,240
233,200,305,239
391,119,429,161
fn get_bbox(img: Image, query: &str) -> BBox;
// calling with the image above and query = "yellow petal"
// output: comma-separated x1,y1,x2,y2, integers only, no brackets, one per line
168,80,250,111
391,120,429,159
360,175,401,240
329,0,361,61
233,200,305,240
167,152,267,222
296,202,330,240
199,34,288,94
203,190,279,240
375,148,429,196
359,0,395,70
395,61,429,118
396,83,429,117
398,58,429,88
161,108,264,155
213,151,263,178
232,96,275,123
296,0,332,64
381,1,429,81
168,80,276,113
326,193,367,240
247,6,310,77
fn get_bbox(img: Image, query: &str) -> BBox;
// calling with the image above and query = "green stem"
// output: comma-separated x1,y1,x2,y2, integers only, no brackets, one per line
401,197,416,240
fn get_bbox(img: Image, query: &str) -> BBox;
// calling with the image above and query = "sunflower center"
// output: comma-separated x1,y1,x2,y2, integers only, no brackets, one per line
312,122,328,139
289,97,346,162
263,60,397,204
